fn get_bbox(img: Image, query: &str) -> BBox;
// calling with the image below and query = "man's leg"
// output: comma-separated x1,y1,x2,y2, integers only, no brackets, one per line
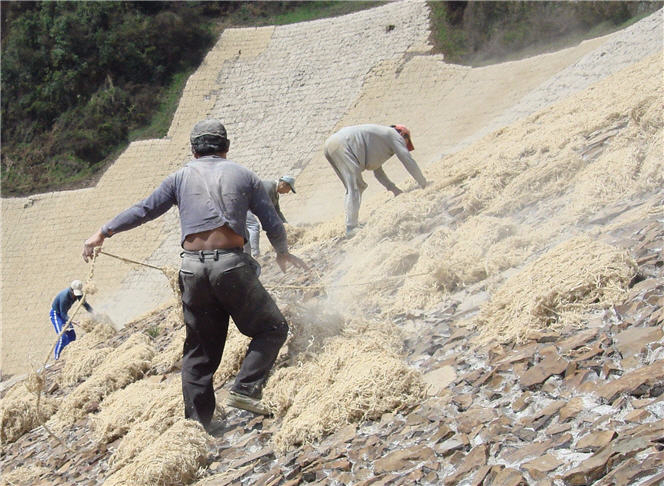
50,309,74,360
246,212,261,257
209,262,288,399
179,262,229,428
324,146,363,233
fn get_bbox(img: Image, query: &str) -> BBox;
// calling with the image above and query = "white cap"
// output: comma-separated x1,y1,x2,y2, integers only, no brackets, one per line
70,280,83,296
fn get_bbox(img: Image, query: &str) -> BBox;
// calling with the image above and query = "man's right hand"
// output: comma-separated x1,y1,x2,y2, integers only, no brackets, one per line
276,253,309,273
83,230,105,262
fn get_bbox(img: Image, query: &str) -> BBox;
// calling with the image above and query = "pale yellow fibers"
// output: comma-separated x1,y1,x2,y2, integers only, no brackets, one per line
150,327,186,374
104,418,209,486
108,378,185,471
0,382,58,444
91,379,165,443
473,235,637,345
0,464,51,486
264,320,426,452
47,333,156,432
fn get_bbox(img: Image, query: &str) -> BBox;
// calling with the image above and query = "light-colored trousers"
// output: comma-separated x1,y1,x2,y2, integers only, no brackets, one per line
245,211,261,256
324,138,368,230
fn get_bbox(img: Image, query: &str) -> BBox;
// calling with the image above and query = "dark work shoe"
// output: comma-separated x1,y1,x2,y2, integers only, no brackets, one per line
226,391,271,416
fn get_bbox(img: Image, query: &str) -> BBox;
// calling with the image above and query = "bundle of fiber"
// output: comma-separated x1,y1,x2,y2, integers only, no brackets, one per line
57,346,113,388
394,216,540,313
108,378,184,471
91,379,165,443
0,464,51,486
47,333,156,431
150,327,185,374
103,418,209,486
474,235,637,345
0,382,58,444
212,324,250,389
264,320,425,452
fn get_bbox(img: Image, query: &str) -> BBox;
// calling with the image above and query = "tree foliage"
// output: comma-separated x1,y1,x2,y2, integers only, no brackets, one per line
1,1,220,195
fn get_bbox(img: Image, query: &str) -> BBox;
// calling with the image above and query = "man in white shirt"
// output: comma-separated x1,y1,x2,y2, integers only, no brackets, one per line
324,124,427,235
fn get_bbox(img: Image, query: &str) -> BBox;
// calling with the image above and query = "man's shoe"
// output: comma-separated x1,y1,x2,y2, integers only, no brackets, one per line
204,419,226,437
226,391,271,416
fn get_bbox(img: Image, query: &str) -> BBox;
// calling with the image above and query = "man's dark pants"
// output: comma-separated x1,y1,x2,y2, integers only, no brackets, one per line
178,250,288,427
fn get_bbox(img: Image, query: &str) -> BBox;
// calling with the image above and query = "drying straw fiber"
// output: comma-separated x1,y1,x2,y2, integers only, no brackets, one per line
0,464,51,486
1,382,58,444
264,321,426,452
108,378,184,470
474,235,637,345
47,333,156,431
150,327,186,374
104,418,209,486
91,379,165,443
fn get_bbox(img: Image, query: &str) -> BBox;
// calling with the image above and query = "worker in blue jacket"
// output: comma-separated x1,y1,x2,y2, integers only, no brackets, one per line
50,280,93,359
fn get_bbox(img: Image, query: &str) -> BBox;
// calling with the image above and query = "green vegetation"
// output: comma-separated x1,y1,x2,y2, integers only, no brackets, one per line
428,1,662,65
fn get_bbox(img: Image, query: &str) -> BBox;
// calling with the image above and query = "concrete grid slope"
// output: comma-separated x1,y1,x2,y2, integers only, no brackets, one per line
1,1,431,376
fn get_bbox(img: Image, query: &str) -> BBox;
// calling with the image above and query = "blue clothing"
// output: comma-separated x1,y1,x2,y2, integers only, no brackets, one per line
50,309,76,360
51,288,91,322
101,156,288,254
49,288,90,359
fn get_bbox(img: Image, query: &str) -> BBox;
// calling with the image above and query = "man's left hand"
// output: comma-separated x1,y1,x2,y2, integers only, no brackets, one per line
83,230,105,262
276,253,309,273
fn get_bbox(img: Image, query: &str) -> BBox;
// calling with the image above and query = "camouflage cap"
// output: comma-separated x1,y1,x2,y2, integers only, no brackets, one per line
190,119,227,143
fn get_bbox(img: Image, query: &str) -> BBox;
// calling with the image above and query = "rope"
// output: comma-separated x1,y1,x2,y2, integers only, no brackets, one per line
99,250,165,271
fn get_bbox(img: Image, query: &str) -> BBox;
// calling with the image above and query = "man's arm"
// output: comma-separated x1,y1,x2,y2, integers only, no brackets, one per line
373,167,402,196
393,143,427,189
83,177,176,261
250,179,307,272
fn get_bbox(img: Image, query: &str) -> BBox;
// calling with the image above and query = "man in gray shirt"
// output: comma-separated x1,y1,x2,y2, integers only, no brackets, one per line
324,124,427,235
246,175,296,257
82,119,306,431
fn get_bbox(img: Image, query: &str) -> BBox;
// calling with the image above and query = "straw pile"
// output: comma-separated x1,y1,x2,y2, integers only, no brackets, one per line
150,327,186,374
104,418,209,486
0,464,51,486
107,378,185,471
47,333,156,431
264,320,426,452
0,382,58,444
473,235,637,345
91,379,165,443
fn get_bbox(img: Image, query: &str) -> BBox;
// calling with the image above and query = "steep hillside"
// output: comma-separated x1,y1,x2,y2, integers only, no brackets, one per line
1,3,663,486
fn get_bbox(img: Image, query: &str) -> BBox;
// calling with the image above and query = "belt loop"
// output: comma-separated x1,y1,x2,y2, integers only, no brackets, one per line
214,249,219,261
199,250,205,262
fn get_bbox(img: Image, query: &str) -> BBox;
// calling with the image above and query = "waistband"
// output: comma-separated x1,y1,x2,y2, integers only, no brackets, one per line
180,248,244,261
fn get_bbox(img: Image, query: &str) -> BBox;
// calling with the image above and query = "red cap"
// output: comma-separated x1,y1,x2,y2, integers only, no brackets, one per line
394,124,414,151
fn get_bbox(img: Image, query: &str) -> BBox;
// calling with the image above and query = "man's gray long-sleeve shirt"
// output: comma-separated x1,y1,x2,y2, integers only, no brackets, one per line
326,124,427,188
262,180,287,223
101,156,288,254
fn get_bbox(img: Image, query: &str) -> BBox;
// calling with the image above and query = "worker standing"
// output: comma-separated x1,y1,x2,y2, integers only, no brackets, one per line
50,280,94,360
82,119,307,432
323,124,427,236
245,176,296,257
